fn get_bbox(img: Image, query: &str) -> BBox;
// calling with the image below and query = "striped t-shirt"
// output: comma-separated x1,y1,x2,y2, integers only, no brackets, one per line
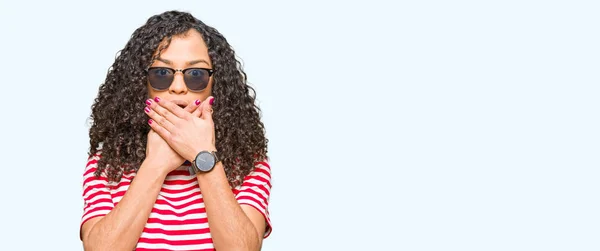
81,153,272,250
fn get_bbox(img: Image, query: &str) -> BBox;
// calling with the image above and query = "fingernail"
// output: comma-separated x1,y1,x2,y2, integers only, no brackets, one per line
209,97,215,105
195,99,201,106
148,119,153,124
154,97,161,102
144,107,150,113
145,99,152,106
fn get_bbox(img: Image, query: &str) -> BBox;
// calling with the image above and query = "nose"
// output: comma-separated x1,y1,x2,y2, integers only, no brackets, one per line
169,72,187,94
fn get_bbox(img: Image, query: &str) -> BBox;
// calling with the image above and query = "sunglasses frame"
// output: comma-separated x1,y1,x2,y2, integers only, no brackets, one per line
146,67,215,92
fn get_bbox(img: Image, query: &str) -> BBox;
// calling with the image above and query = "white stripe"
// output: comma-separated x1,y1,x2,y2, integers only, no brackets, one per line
250,171,271,181
237,185,269,202
164,174,195,181
161,181,198,190
237,199,266,215
110,183,130,194
85,202,115,210
82,209,111,222
139,232,212,241
120,172,137,180
136,242,213,250
87,155,100,162
83,191,111,203
83,171,100,179
83,179,109,188
241,176,271,188
85,192,112,203
153,201,205,213
255,163,270,170
236,191,267,208
149,212,207,221
112,196,123,204
157,192,202,206
144,222,209,231
105,183,201,200
157,187,201,200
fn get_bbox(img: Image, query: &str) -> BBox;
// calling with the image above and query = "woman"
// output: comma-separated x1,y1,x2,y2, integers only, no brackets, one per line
81,10,272,251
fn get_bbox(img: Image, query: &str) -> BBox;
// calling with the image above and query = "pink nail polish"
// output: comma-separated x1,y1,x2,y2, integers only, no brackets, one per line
209,97,215,105
154,97,161,102
195,99,201,106
144,107,150,113
148,119,153,124
145,99,152,106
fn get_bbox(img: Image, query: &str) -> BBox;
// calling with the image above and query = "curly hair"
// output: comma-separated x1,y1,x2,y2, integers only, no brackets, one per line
88,10,268,187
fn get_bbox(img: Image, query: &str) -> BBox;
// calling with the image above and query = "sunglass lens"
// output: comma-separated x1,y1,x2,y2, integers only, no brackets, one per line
148,68,173,90
184,69,210,91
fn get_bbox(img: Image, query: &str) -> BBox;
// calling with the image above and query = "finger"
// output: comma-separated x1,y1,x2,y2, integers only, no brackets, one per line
192,101,203,117
147,118,171,141
184,99,202,115
151,97,189,120
200,96,215,120
144,103,177,133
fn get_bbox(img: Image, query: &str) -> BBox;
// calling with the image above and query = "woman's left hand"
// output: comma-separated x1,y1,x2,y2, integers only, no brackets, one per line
145,96,216,162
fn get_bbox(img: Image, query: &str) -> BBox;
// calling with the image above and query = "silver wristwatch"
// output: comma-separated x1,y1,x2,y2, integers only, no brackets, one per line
189,150,220,175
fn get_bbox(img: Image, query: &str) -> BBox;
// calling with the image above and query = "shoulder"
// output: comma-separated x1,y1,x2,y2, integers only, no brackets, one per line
249,159,271,180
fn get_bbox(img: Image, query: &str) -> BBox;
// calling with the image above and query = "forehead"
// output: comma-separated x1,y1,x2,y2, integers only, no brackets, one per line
154,29,211,66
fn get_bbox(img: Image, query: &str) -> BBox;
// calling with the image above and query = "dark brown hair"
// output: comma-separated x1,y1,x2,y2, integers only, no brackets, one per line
88,10,268,187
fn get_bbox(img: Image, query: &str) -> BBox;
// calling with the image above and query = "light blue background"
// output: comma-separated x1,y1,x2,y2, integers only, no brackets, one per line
0,0,598,250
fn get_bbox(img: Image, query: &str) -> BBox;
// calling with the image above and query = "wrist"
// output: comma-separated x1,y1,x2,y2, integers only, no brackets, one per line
140,158,175,177
188,148,220,175
187,145,217,162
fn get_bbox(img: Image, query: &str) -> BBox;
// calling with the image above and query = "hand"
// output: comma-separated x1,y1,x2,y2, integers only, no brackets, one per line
145,96,216,162
144,100,205,173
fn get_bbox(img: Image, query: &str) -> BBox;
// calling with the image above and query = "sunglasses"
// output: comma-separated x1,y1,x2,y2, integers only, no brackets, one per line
146,67,215,92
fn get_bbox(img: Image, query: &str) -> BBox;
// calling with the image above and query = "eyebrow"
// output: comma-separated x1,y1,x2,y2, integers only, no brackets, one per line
157,57,210,67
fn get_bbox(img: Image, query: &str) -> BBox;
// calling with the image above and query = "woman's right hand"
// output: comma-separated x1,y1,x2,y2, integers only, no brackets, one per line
143,100,202,174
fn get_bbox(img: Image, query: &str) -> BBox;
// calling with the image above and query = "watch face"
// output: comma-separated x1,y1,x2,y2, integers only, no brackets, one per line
195,151,216,172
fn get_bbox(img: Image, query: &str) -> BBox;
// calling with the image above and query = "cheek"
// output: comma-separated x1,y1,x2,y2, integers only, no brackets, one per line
147,83,162,99
192,92,209,102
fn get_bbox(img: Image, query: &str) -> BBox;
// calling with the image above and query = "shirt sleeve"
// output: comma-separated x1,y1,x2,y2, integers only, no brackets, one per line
234,160,273,238
80,153,114,238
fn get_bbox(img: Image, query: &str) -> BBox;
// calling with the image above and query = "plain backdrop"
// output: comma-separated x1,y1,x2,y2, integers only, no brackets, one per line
0,0,598,250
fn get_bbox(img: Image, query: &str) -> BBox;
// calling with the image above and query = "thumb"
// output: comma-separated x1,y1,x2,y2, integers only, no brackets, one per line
201,96,215,120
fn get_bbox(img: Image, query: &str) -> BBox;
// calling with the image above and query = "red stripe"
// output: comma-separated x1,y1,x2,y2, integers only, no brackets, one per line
237,189,268,204
155,197,205,210
135,249,180,251
163,178,196,186
143,227,211,235
137,237,213,245
255,161,270,169
83,189,110,201
236,195,267,209
239,181,270,196
157,190,202,202
160,183,199,194
111,190,126,199
249,165,271,178
166,169,191,176
108,180,130,189
83,206,113,217
146,217,209,225
83,165,97,176
136,248,213,251
83,198,113,210
83,175,109,186
243,174,271,188
151,207,206,217
83,183,110,196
